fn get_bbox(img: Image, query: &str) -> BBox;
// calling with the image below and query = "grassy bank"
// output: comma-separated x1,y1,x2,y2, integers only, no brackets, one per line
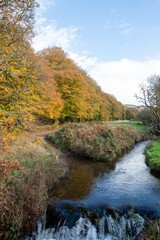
145,139,160,173
0,136,67,240
106,121,147,132
48,122,148,162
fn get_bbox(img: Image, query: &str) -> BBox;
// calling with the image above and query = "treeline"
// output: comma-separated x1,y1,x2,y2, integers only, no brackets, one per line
0,0,135,133
38,47,126,122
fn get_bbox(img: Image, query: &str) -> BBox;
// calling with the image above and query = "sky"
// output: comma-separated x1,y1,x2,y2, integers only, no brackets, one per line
33,0,160,105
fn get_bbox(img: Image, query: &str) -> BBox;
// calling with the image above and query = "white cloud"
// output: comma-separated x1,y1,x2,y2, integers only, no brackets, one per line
68,52,97,69
88,58,160,105
121,27,134,35
119,23,131,28
36,17,46,26
118,21,134,36
34,0,76,52
33,4,160,106
36,0,56,16
33,20,78,52
32,18,160,105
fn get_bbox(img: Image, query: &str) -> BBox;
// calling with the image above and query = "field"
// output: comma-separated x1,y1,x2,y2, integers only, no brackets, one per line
105,120,147,132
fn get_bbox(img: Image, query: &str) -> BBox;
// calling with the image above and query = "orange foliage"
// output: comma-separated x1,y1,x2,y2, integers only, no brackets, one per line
38,47,124,121
0,157,24,177
1,2,126,137
37,58,64,120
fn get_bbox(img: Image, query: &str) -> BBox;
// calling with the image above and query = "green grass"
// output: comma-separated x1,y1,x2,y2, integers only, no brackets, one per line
105,121,147,133
146,139,160,172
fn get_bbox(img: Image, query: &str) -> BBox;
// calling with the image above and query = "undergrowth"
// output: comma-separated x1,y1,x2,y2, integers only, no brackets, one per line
48,122,148,162
0,137,67,240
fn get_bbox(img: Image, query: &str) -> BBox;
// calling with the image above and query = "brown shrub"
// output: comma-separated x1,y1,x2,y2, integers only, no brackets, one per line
0,137,67,240
48,123,148,162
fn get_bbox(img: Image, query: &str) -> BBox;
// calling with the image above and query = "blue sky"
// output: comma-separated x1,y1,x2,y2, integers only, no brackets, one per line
33,0,160,105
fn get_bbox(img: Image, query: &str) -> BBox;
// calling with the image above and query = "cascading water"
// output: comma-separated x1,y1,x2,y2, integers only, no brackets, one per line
25,141,160,240
26,207,144,240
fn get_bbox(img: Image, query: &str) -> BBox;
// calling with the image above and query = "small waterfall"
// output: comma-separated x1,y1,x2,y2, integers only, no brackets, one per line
106,213,144,239
99,216,105,239
25,208,144,240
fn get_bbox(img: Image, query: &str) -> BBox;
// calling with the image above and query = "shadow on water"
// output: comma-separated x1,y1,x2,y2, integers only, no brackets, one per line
50,141,160,215
49,154,117,201
150,169,160,179
25,141,160,240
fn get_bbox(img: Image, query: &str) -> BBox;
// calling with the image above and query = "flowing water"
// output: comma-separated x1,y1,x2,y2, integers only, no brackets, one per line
26,141,160,240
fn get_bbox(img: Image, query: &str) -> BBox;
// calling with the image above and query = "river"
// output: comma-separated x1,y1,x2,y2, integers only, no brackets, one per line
26,141,160,240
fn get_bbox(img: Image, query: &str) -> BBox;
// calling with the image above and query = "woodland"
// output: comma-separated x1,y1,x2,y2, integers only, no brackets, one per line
0,0,136,140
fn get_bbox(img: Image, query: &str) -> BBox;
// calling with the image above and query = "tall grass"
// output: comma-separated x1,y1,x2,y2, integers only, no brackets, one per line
0,137,67,239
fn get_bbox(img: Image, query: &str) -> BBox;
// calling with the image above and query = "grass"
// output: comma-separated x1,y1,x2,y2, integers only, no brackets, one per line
106,121,147,132
145,139,160,173
48,122,148,162
0,136,67,240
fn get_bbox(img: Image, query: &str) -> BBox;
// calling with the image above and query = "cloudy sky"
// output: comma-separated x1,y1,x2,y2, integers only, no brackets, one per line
33,0,160,105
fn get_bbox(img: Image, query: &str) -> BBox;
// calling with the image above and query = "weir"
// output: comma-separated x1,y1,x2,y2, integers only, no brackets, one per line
26,206,144,240
25,141,160,240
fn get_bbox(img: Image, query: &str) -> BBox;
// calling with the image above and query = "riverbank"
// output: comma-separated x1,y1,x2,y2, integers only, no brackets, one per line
0,121,154,239
26,139,160,240
48,122,149,162
0,134,68,240
145,139,160,174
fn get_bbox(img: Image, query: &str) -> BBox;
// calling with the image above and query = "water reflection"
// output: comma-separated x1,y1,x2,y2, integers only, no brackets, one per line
85,141,160,214
49,155,116,200
50,141,160,214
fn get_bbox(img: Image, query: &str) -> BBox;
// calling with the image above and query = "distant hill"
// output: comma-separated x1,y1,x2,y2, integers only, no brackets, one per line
124,104,145,112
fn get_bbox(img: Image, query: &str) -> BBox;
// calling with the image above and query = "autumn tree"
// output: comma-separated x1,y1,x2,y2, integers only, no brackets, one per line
36,58,64,121
100,93,124,121
125,107,136,120
39,47,102,121
0,0,39,131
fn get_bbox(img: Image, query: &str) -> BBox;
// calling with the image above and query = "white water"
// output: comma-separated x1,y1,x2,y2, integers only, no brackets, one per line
26,213,144,240
26,141,159,240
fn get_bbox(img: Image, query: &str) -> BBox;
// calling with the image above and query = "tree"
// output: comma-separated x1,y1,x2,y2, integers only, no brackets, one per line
125,107,136,120
0,0,39,131
36,58,64,121
136,75,160,134
137,108,153,129
39,47,103,121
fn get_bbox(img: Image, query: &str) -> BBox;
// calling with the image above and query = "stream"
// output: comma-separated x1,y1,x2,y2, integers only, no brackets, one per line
26,141,160,240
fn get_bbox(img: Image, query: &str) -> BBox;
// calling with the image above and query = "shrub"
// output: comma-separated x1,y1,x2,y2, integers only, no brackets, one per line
0,137,67,239
48,123,148,162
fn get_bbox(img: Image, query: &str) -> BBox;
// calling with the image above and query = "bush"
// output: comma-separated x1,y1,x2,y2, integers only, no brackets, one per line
0,137,67,239
48,123,148,162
